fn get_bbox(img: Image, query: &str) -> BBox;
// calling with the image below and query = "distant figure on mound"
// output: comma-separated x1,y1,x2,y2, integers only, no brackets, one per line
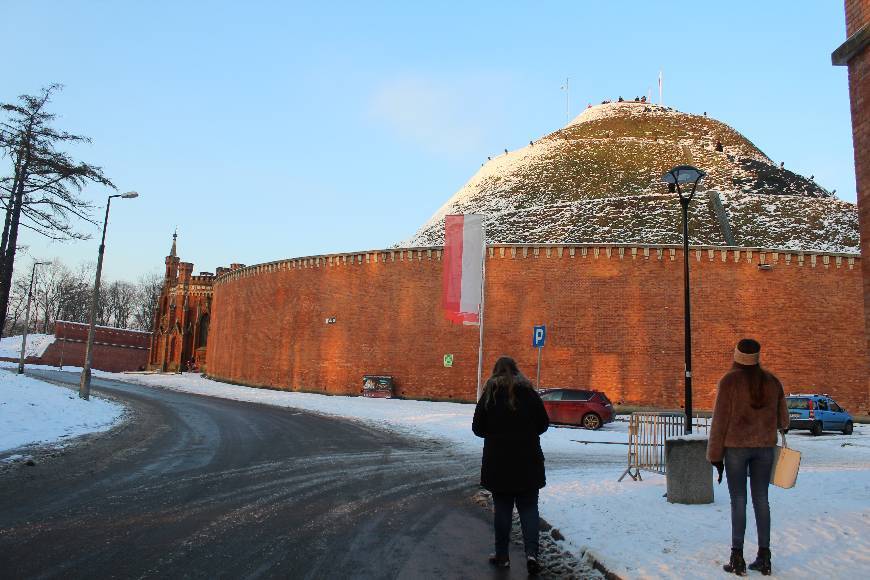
472,357,549,575
618,96,624,102
707,339,789,576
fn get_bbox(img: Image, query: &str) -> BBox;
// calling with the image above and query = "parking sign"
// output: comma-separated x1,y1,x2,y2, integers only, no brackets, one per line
533,325,546,348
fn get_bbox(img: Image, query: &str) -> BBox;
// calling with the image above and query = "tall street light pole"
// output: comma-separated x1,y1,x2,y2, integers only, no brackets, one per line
662,165,705,433
79,191,139,400
18,261,50,374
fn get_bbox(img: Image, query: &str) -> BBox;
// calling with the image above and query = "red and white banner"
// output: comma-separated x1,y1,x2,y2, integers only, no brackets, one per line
442,214,484,325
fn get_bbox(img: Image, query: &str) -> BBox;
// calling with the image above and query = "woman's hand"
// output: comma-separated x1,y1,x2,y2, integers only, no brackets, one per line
712,460,724,484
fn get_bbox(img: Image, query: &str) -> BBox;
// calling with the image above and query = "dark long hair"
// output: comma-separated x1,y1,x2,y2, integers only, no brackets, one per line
733,338,766,409
484,356,521,410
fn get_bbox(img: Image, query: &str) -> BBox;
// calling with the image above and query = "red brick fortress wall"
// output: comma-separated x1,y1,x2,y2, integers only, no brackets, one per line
37,321,150,372
206,245,868,414
840,0,870,408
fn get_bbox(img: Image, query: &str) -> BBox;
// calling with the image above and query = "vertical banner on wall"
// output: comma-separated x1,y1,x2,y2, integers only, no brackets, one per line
442,214,486,399
443,214,485,324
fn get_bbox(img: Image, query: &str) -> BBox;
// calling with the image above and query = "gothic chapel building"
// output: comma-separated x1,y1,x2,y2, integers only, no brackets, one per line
148,234,229,372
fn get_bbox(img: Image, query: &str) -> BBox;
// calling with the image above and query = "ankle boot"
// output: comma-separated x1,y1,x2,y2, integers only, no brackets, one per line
748,548,772,575
723,549,747,576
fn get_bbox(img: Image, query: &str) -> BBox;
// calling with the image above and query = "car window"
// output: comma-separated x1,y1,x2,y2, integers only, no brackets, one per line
829,401,842,412
786,398,809,410
562,390,591,401
540,391,562,401
817,399,828,411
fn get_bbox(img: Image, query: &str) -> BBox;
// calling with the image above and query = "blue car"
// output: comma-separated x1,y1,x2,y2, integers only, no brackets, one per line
785,394,854,436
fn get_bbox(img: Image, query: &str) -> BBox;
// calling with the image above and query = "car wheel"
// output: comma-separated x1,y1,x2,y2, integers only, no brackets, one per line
843,421,853,435
811,421,823,436
582,413,602,430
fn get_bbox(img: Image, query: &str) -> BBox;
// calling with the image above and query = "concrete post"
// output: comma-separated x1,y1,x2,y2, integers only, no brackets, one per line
665,435,713,504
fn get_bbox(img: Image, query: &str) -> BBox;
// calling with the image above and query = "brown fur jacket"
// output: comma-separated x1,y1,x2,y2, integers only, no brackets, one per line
706,367,790,462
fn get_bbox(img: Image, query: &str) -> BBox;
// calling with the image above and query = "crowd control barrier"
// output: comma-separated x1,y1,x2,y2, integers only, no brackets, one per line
618,412,711,482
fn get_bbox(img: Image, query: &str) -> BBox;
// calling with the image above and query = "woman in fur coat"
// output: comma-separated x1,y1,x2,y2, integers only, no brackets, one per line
707,339,790,576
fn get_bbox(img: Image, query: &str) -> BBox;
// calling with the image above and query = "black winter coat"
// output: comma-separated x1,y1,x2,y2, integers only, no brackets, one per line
472,377,549,493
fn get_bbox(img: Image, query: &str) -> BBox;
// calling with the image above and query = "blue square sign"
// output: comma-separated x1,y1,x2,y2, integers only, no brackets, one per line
533,325,546,348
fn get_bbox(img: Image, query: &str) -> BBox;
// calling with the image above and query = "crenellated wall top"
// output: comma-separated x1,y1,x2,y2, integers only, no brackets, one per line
212,243,861,286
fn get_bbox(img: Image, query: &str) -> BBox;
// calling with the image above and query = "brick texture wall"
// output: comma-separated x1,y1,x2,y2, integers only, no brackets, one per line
37,321,149,372
206,246,868,414
843,0,870,406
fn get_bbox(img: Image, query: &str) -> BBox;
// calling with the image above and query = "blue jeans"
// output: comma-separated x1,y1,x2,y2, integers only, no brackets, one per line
724,447,774,550
492,490,539,558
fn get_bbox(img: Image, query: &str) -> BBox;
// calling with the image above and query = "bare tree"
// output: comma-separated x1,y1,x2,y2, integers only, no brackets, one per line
4,275,31,335
103,280,137,329
5,256,162,334
34,259,67,333
133,272,162,331
0,84,114,336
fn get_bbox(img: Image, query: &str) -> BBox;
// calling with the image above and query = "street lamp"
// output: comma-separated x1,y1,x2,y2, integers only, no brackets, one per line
18,261,50,374
79,191,139,400
662,165,706,433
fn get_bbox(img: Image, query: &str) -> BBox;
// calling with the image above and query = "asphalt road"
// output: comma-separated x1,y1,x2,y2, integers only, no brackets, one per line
0,370,541,579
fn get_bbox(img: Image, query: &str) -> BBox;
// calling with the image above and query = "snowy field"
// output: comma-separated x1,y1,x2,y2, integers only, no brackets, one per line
2,364,867,578
0,333,55,360
0,369,125,454
92,371,870,579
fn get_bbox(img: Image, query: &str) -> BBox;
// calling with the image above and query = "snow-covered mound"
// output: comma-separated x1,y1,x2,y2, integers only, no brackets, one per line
404,101,859,252
0,333,56,360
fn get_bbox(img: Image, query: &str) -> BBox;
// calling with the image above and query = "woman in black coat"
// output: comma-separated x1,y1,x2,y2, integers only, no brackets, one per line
472,357,549,574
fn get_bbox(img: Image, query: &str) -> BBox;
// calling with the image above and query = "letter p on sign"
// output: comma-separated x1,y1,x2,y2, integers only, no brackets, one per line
533,325,546,348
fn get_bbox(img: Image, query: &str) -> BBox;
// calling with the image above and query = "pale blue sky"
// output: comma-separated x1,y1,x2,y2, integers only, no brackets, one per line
1,1,856,281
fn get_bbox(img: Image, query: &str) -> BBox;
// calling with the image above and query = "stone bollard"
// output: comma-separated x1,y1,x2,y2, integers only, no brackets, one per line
665,435,713,504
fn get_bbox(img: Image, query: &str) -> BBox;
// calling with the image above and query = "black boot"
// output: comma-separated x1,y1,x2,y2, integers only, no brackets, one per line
748,548,772,575
723,549,747,576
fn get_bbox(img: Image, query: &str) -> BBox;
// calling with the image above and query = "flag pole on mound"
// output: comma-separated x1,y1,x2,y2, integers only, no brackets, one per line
442,214,486,400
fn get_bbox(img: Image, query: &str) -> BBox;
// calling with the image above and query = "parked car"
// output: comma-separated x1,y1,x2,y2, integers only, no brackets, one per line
785,394,853,436
539,388,614,430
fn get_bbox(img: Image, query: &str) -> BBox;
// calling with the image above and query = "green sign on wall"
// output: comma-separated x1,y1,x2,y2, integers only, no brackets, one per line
443,354,454,368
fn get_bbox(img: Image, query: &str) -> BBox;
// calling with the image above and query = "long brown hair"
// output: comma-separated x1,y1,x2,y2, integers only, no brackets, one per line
734,338,766,409
483,356,521,410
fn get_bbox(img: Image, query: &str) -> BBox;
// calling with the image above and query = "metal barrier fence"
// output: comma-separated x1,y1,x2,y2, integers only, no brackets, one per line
618,412,711,482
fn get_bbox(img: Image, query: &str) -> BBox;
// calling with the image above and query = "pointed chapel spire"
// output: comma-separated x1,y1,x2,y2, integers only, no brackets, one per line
170,229,177,258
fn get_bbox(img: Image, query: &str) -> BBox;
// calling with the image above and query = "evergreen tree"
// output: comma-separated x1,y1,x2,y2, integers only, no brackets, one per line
0,84,113,335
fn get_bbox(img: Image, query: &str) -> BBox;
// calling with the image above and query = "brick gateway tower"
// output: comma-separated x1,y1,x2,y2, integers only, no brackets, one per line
148,234,240,372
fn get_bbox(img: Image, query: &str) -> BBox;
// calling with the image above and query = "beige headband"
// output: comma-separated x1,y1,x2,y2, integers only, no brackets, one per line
734,348,760,365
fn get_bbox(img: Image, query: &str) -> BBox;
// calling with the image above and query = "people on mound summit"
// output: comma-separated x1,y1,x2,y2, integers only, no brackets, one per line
472,357,549,575
707,339,789,576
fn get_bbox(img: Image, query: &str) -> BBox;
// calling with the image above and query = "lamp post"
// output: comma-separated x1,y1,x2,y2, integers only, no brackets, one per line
79,191,139,400
662,165,706,433
18,261,50,374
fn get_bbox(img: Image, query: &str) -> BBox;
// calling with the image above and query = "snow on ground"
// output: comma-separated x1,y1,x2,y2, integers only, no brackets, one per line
0,369,125,453
0,333,56,359
80,370,869,579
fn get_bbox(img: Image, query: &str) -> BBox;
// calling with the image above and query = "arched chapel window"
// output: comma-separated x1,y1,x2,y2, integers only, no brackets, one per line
198,314,210,348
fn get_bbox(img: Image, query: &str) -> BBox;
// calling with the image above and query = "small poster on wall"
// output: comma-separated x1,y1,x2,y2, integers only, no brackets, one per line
362,375,394,398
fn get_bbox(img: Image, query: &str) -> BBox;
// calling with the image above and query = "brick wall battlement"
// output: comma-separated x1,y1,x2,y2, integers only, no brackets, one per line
213,244,861,286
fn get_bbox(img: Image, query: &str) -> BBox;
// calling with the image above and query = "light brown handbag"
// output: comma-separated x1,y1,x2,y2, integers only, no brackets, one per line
770,431,801,489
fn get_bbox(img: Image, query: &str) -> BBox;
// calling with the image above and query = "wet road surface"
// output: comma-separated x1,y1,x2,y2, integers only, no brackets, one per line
0,370,542,579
